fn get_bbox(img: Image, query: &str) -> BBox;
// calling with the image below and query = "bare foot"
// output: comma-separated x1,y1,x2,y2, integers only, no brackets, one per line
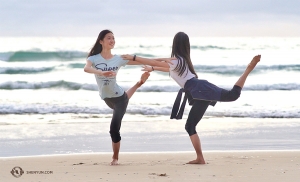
247,55,261,72
186,159,206,164
110,159,119,165
137,72,150,87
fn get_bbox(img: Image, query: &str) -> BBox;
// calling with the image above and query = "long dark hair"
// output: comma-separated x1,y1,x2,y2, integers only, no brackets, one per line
87,29,113,57
171,32,198,78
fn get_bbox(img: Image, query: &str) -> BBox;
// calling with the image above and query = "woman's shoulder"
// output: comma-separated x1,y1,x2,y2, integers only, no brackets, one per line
87,54,100,60
112,55,128,63
113,54,121,59
169,58,179,67
171,58,179,63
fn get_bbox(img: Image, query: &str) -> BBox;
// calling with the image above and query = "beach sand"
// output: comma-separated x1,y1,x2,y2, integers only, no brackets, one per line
1,151,299,182
1,115,300,181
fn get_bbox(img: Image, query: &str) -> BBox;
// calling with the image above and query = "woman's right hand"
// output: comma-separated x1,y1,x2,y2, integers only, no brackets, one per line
99,71,116,77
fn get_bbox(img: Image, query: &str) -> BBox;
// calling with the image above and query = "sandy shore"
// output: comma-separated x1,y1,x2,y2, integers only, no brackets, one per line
1,151,299,182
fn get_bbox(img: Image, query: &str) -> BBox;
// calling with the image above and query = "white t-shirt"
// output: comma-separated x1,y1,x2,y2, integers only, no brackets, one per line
168,58,196,88
87,54,129,99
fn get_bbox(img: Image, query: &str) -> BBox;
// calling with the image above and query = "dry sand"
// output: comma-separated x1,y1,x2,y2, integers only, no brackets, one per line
1,151,299,182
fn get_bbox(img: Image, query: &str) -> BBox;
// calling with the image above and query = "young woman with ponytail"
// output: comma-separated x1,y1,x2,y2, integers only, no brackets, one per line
84,29,150,165
121,32,261,164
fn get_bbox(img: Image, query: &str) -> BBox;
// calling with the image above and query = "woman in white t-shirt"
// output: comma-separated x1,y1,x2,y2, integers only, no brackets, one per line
84,29,150,165
121,32,261,164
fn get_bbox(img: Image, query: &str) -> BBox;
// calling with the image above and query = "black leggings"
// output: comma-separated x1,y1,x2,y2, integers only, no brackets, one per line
185,85,242,136
104,92,129,143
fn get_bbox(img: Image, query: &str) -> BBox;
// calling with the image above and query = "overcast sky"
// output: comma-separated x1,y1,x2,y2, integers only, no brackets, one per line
0,0,300,37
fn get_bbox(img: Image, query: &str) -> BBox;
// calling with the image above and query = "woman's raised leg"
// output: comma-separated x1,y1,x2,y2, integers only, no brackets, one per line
234,55,261,88
126,72,150,99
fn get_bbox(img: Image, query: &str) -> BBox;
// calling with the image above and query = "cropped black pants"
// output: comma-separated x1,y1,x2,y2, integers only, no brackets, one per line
104,92,129,143
185,85,242,136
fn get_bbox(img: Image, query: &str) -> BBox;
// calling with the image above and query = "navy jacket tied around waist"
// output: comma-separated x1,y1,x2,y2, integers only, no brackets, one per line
171,77,222,119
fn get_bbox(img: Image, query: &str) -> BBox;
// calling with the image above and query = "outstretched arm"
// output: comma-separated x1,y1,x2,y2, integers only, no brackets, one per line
126,60,143,65
83,60,116,77
153,58,174,62
141,65,169,72
121,55,171,68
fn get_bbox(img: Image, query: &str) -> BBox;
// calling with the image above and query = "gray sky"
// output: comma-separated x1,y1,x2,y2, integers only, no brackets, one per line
0,0,300,37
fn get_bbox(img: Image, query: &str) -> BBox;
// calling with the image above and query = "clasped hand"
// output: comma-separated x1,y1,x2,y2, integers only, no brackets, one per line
100,71,116,77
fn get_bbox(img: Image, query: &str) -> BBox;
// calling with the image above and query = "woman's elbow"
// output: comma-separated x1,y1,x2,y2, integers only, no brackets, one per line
83,67,89,73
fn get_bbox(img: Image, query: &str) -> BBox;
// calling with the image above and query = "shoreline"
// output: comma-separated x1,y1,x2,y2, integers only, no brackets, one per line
1,113,300,123
2,149,300,159
1,115,300,157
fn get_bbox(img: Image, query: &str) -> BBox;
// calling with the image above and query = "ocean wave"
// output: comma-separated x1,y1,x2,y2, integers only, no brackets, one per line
194,64,300,75
2,59,299,76
135,53,156,57
0,51,87,62
0,81,97,90
0,67,55,74
1,81,300,91
243,84,300,91
205,109,300,118
191,45,238,50
0,103,172,115
142,83,300,91
1,103,299,118
139,45,164,48
0,51,157,62
67,63,85,69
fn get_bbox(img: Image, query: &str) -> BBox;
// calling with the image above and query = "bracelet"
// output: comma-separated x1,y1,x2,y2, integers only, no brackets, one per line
133,55,136,61
152,66,154,71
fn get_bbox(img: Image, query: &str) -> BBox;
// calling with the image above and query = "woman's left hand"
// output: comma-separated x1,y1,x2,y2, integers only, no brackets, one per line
141,65,153,72
121,54,133,60
155,57,176,65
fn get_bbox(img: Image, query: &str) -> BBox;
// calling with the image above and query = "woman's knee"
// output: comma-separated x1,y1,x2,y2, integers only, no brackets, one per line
185,123,197,136
231,86,241,101
221,85,241,101
110,131,121,143
109,120,122,143
231,91,241,101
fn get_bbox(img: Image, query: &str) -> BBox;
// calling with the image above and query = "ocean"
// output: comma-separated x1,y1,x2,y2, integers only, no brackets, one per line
1,37,300,118
1,37,300,157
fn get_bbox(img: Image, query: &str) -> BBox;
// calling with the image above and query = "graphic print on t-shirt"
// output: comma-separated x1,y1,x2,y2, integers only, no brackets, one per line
94,63,119,86
95,63,118,72
103,79,110,85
